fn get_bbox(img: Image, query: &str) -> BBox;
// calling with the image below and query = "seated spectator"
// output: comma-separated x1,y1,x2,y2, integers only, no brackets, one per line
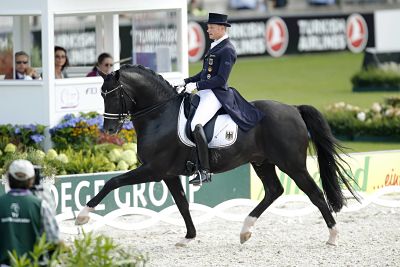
55,46,69,79
86,53,114,77
5,51,40,80
0,160,61,266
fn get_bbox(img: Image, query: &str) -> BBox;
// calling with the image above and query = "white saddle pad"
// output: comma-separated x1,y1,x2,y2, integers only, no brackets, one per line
177,100,238,148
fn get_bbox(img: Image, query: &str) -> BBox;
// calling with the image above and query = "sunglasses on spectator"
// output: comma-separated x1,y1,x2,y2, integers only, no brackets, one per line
16,61,28,64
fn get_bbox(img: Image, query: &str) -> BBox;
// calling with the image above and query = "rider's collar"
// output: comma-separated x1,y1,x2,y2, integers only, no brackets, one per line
210,34,228,49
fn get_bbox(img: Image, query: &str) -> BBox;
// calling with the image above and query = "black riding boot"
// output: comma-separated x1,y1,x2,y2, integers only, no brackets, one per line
189,124,212,186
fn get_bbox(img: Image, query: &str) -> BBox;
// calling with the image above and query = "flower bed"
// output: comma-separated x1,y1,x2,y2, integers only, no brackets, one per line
0,124,45,150
0,112,138,176
324,96,400,141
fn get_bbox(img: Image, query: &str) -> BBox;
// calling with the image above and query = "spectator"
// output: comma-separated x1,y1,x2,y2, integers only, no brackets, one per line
86,53,114,77
55,46,69,79
5,51,39,80
0,160,60,266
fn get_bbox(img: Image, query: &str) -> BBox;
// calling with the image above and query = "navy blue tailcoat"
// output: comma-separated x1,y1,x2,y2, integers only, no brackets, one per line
185,38,264,131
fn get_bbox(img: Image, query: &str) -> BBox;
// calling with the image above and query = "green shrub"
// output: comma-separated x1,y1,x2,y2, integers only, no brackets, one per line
351,67,400,87
8,232,148,267
0,148,59,178
324,97,400,139
0,144,139,177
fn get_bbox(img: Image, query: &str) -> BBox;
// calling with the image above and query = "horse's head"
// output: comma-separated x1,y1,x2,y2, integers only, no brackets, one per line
101,71,136,134
101,65,178,134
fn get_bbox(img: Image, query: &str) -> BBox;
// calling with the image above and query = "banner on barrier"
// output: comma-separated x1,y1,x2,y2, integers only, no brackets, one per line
1,151,399,213
0,165,250,215
188,12,374,61
250,150,400,200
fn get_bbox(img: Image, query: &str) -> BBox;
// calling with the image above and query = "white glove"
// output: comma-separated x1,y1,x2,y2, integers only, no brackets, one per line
174,80,187,93
185,82,197,93
174,79,186,87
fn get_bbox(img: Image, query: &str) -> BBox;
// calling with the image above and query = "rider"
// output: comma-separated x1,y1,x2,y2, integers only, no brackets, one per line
184,13,264,186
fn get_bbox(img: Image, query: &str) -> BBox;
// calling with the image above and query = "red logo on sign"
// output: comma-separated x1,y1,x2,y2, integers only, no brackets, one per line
188,22,206,62
265,17,289,57
346,14,368,53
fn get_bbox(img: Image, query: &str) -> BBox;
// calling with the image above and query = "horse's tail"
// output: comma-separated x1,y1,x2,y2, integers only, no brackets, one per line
297,105,360,212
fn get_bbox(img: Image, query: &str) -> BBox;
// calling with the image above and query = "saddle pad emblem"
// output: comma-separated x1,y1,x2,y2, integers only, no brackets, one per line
177,100,238,148
225,131,234,141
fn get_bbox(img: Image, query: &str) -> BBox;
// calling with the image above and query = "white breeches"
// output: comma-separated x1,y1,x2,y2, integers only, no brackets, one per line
191,89,222,131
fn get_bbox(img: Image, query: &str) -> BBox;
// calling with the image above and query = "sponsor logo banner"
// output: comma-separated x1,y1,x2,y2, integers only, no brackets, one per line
1,165,250,215
188,22,206,62
191,13,374,60
250,150,400,200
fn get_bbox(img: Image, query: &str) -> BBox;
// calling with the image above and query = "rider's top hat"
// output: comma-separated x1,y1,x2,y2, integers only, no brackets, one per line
207,13,231,27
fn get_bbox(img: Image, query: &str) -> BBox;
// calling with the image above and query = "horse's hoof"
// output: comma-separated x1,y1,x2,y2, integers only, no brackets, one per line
240,231,252,244
326,226,338,246
175,238,195,247
326,240,337,246
75,206,94,225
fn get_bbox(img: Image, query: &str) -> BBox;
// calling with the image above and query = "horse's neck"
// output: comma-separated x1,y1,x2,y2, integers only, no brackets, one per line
133,95,182,136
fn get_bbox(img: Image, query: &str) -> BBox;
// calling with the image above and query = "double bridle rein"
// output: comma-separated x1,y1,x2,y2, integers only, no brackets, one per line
101,83,182,130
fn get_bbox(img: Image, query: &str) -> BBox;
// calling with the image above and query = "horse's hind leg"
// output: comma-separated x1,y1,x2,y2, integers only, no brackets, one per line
285,168,338,245
240,161,284,244
163,177,196,247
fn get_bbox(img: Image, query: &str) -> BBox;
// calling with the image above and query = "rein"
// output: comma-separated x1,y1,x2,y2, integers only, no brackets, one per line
102,83,184,125
131,93,181,121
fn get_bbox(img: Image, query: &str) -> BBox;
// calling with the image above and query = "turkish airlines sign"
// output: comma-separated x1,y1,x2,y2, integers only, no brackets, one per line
190,13,374,60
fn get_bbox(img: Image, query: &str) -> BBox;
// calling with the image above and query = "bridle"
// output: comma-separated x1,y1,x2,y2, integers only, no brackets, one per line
101,83,136,129
101,82,183,131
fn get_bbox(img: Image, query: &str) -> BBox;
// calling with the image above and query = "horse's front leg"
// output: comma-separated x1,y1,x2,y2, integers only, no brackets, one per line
164,177,196,247
75,165,154,225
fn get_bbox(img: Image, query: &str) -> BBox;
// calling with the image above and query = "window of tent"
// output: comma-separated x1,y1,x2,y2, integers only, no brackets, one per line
0,15,42,80
50,10,180,77
129,10,179,73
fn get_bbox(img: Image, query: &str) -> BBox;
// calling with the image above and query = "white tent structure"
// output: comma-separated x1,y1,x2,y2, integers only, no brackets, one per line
0,0,188,135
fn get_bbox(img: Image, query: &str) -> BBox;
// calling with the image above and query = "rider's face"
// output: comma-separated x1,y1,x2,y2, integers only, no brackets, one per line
207,24,226,40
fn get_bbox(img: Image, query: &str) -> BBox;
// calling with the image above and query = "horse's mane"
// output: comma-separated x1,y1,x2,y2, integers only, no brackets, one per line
119,64,177,97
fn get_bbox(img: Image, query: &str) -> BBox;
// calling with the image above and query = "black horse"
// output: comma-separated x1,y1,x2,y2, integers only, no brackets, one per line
76,64,359,246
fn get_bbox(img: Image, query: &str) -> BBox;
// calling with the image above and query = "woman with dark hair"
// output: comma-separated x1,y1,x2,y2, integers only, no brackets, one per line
86,53,113,77
55,46,69,79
